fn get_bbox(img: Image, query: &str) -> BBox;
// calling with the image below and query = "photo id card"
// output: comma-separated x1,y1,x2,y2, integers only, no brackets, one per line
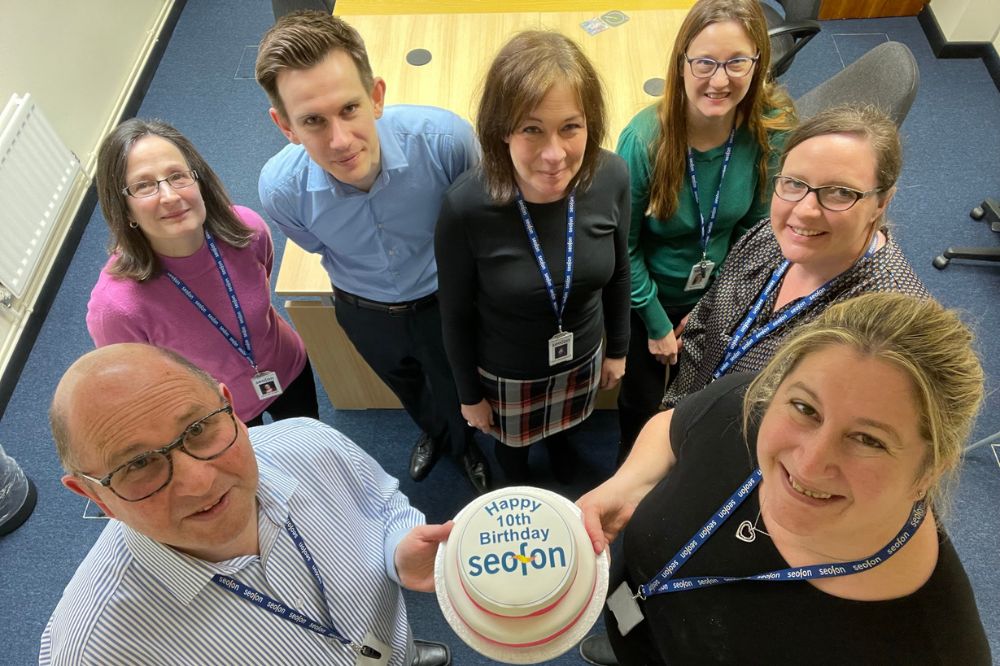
684,259,715,291
607,581,645,636
252,370,283,400
548,330,574,366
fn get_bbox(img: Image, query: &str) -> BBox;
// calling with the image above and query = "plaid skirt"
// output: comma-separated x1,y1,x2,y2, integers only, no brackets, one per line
478,343,602,448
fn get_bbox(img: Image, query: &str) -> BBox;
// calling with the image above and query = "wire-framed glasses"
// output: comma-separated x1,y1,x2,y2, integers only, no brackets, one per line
77,404,238,501
773,175,883,212
684,54,759,79
122,170,199,198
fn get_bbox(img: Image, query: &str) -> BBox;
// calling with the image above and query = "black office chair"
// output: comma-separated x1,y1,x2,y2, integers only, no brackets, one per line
932,199,1000,268
762,0,821,78
795,41,919,126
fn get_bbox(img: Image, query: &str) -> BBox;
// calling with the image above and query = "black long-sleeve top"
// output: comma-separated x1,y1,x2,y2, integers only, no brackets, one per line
435,151,631,405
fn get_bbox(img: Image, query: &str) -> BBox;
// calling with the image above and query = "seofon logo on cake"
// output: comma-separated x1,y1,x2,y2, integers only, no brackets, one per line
461,496,572,579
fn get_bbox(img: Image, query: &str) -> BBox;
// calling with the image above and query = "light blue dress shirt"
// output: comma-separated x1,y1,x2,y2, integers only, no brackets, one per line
40,419,424,666
259,105,478,303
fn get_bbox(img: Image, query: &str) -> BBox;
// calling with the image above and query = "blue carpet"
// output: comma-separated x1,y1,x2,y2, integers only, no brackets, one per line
1,1,998,663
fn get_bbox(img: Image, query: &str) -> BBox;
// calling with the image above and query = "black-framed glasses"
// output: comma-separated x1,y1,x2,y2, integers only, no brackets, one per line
773,175,883,212
122,170,199,198
77,404,238,502
684,54,759,79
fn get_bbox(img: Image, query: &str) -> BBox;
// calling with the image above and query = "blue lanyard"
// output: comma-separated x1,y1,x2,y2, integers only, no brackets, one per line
712,234,879,380
686,128,736,257
515,189,576,331
165,231,256,370
211,517,380,659
637,468,927,598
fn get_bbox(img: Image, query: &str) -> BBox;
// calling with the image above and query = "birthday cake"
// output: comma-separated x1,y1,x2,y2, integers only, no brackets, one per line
435,486,609,664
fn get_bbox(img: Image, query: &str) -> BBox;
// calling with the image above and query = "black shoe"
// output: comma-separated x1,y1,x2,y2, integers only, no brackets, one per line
460,445,491,494
579,633,618,666
409,433,440,481
411,639,451,666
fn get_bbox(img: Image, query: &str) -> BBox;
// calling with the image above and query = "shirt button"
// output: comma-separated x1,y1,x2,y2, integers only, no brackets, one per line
377,224,383,229
388,249,395,256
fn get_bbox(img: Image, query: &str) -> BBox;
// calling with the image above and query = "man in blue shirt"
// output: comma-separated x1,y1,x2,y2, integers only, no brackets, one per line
43,343,453,665
256,11,489,494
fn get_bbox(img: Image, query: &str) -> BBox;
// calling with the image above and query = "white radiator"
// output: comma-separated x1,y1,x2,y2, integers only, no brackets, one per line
0,93,82,300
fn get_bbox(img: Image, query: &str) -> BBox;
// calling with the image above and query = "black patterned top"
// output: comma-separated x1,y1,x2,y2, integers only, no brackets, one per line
662,219,928,409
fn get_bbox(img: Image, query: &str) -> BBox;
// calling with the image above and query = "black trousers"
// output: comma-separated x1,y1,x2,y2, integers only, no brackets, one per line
245,358,320,427
616,306,692,464
334,294,469,456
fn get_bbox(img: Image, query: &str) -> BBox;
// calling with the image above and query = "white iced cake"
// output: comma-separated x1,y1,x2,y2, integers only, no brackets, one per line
440,487,598,648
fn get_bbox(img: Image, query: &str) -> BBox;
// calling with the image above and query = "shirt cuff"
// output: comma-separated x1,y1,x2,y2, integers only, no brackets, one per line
637,300,673,340
384,526,412,585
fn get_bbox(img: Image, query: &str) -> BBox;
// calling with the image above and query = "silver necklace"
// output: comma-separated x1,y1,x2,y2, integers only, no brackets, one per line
735,508,771,543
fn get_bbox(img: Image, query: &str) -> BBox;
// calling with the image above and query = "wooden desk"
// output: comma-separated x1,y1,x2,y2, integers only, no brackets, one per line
276,3,692,409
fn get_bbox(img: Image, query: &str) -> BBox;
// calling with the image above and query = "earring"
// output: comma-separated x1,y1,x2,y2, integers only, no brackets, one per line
129,220,138,229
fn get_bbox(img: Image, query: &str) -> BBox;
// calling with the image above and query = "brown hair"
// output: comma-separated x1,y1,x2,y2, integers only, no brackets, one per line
256,10,374,119
779,104,901,229
743,293,985,516
477,30,607,203
95,118,252,282
648,0,795,220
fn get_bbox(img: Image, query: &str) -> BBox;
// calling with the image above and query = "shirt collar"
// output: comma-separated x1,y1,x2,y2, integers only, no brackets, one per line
120,457,300,606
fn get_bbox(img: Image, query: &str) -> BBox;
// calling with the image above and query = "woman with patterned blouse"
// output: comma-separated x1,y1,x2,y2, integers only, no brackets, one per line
661,104,928,411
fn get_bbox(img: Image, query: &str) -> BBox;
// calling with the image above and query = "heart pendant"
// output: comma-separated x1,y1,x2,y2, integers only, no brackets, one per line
735,520,756,543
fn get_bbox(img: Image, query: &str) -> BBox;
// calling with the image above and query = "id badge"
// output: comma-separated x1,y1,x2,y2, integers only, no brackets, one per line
548,330,574,366
607,581,645,636
356,632,391,666
684,259,715,291
252,370,283,400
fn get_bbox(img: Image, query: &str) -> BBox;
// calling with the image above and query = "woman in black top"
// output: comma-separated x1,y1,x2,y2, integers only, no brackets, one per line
435,31,630,483
578,293,991,665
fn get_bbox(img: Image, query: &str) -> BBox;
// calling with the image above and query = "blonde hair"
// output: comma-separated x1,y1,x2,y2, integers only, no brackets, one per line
648,0,795,220
743,293,984,515
477,31,607,203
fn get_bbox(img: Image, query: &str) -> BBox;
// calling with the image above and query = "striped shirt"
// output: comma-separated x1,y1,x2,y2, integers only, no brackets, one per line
40,418,424,665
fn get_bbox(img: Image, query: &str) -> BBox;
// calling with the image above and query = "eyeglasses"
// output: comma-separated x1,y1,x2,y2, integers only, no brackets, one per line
684,54,759,79
78,404,238,502
122,170,199,198
772,175,884,212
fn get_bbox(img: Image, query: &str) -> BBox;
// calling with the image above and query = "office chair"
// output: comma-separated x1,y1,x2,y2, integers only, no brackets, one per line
932,199,1000,268
795,41,919,126
762,0,822,78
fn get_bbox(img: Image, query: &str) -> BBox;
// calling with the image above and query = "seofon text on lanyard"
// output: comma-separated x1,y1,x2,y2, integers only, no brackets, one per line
683,127,737,292
165,230,282,401
607,467,927,636
211,517,390,664
515,188,576,366
712,233,880,380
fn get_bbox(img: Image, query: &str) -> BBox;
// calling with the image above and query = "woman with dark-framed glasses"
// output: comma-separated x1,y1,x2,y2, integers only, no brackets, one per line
660,103,928,411
615,0,796,461
87,118,318,426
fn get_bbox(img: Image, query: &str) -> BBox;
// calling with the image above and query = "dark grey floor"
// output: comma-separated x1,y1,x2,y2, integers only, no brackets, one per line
1,1,998,664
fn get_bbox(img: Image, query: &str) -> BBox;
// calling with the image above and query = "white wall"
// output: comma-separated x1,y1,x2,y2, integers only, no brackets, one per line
0,0,175,382
930,0,1000,44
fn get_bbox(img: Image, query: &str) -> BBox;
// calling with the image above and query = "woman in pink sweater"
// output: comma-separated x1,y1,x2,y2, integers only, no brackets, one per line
87,118,317,425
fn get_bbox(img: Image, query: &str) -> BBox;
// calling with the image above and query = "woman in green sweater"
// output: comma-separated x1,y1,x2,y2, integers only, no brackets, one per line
616,0,795,460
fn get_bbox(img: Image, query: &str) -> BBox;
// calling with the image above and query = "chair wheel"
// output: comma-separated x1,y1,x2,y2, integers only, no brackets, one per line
970,206,985,220
932,255,950,269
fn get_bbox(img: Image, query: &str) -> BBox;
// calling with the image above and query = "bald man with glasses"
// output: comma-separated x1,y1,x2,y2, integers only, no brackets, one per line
42,343,453,666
